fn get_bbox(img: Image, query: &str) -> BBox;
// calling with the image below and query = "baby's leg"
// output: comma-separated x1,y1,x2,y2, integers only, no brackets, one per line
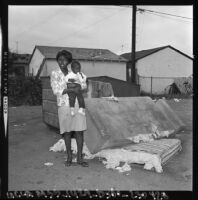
77,93,85,115
75,84,86,115
67,92,77,116
68,92,76,107
77,92,85,109
67,83,78,115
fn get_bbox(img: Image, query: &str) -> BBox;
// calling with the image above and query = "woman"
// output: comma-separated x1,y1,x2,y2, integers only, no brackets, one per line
50,50,88,167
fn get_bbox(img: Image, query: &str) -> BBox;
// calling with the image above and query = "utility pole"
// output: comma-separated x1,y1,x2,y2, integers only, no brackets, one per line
131,5,136,83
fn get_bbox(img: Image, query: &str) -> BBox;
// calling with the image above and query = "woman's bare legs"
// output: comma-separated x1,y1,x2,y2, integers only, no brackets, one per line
63,132,72,166
75,131,88,167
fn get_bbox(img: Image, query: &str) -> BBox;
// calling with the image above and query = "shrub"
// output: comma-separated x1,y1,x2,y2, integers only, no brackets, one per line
9,76,42,106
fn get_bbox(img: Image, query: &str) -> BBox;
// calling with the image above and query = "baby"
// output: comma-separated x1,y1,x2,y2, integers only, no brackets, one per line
65,60,86,116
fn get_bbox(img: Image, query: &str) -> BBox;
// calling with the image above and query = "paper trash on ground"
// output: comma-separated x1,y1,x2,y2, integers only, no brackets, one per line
102,95,119,102
49,139,66,152
44,162,53,166
174,98,181,102
13,123,26,127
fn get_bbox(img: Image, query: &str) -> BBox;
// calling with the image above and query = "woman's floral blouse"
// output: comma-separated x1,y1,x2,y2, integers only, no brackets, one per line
50,68,87,107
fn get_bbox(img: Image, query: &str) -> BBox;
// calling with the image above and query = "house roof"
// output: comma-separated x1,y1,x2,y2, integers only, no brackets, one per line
34,45,127,62
121,45,193,61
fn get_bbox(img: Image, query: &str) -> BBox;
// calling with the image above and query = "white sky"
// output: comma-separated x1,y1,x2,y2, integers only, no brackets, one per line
8,5,193,56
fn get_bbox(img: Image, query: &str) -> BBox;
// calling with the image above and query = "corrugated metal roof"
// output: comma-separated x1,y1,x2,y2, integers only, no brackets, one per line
121,45,193,61
35,45,127,62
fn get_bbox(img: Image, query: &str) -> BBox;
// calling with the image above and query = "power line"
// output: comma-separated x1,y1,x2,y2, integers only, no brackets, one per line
144,11,192,24
137,8,192,20
117,6,192,20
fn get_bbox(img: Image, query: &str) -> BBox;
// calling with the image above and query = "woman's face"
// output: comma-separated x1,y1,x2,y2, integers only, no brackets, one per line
57,55,69,72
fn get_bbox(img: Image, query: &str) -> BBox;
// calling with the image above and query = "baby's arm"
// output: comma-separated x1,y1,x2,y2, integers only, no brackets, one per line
77,72,86,83
77,72,87,90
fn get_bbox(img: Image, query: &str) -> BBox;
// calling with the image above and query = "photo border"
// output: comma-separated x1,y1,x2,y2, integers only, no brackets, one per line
1,0,197,199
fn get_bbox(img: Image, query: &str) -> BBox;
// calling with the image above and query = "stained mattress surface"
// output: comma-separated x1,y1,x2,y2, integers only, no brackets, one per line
123,138,182,165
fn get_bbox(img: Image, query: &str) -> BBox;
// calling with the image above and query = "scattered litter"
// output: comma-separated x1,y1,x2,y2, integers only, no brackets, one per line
49,139,66,152
44,162,53,166
49,139,94,159
127,125,174,143
13,123,26,127
151,124,174,138
128,134,154,143
102,95,119,102
174,98,181,102
159,130,175,138
115,163,131,173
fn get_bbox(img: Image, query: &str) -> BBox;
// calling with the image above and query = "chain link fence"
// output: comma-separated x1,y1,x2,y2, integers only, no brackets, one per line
137,75,193,98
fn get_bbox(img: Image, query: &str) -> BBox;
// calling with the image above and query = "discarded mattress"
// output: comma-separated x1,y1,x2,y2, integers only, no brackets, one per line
84,97,185,153
123,138,182,165
49,138,181,173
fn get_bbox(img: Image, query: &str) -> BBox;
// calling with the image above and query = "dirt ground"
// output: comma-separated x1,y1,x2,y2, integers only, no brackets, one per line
8,99,192,191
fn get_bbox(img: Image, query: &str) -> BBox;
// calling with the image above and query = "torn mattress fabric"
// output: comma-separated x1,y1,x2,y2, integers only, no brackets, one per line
49,138,181,173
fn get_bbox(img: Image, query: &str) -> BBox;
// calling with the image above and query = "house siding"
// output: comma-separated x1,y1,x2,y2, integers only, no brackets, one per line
43,59,127,81
136,47,192,94
80,61,126,81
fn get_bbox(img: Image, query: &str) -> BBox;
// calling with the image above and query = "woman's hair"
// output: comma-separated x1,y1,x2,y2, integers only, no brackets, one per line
56,50,72,63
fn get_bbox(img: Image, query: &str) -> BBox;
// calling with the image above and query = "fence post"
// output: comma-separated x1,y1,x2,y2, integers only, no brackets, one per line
150,76,153,98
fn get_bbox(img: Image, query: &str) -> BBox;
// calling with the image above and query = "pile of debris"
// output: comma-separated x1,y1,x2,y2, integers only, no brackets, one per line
165,75,193,95
46,79,185,174
49,96,184,174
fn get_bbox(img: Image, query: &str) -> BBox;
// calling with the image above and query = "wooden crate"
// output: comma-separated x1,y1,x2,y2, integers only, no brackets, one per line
41,77,58,128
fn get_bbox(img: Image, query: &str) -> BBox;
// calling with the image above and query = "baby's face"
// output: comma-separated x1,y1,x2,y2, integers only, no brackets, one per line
72,64,81,74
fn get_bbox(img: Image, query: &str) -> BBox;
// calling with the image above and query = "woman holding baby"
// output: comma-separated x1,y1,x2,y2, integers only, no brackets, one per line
50,50,88,167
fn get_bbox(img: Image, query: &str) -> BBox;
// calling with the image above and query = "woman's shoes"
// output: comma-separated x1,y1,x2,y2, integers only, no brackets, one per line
64,160,72,167
77,161,89,167
65,160,88,167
